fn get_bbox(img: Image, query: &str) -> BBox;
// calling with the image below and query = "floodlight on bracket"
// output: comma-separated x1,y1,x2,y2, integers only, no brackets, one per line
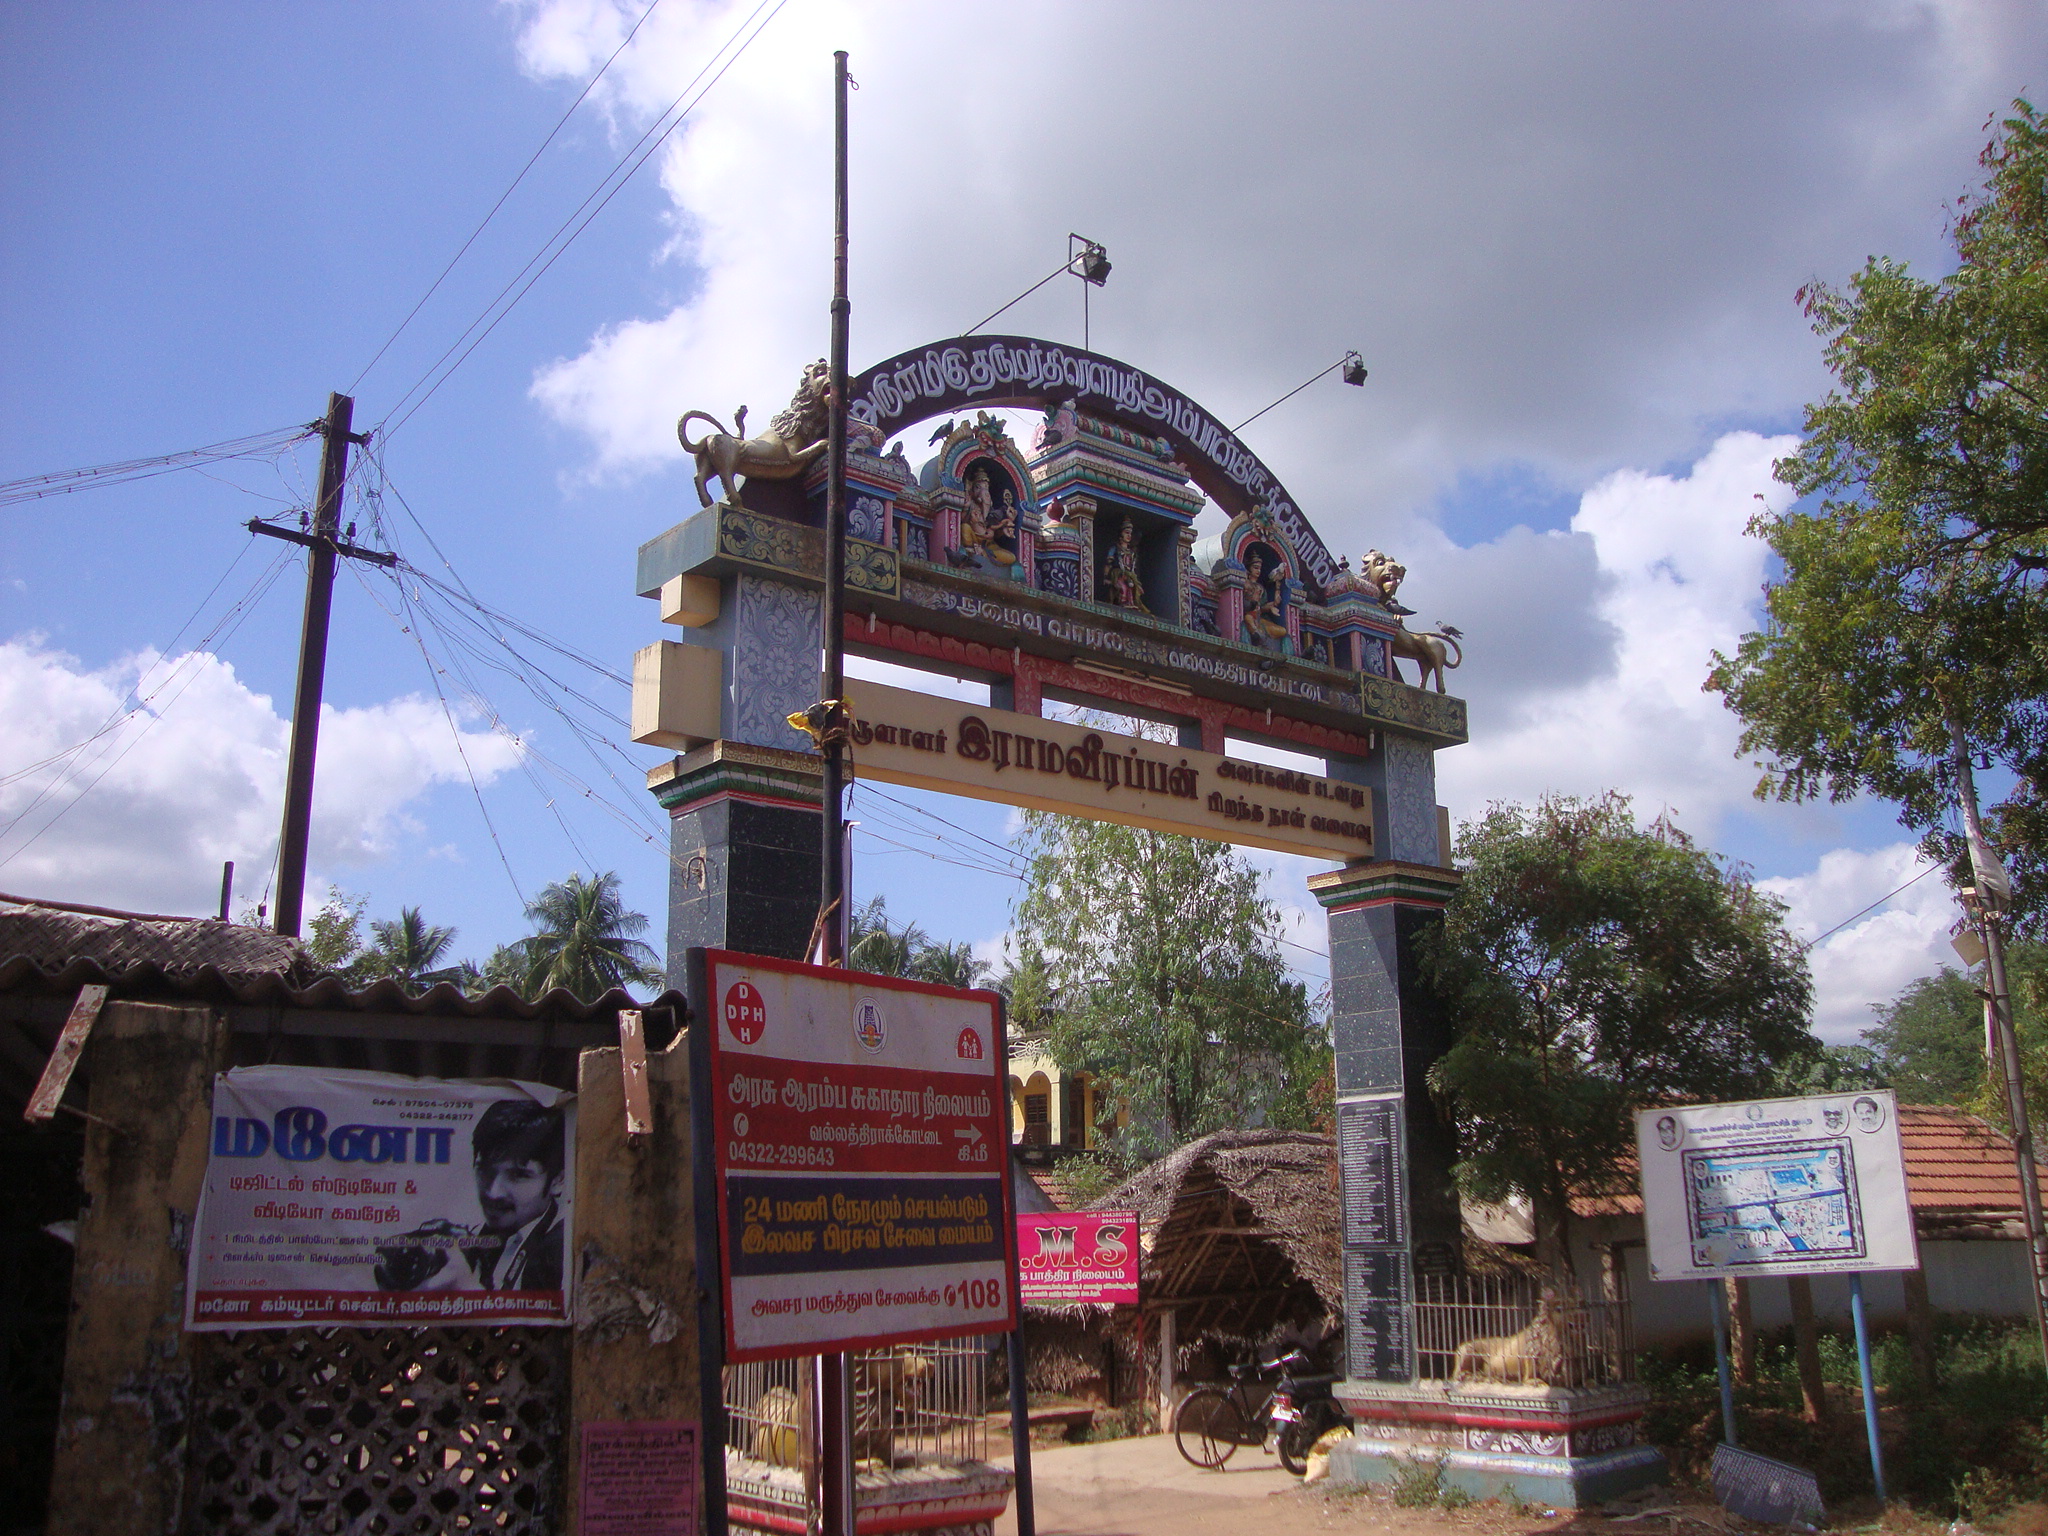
961,234,1114,340
1068,234,1111,286
1231,350,1370,435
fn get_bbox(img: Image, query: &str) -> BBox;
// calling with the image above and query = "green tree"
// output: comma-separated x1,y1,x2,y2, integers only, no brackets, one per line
1864,967,1995,1104
518,872,664,999
1845,941,2048,1129
480,942,533,994
360,906,458,990
302,891,369,976
1011,810,1326,1160
1707,101,2048,927
847,895,925,977
1428,794,1815,1278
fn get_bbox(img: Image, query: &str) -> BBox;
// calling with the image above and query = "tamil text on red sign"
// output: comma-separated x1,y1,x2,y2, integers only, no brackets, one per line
702,949,1016,1361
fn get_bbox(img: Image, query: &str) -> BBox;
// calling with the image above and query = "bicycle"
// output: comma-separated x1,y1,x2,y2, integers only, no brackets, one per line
1171,1360,1275,1470
1172,1350,1355,1473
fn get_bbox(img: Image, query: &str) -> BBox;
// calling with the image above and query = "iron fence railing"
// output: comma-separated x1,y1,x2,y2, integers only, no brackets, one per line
1413,1272,1635,1390
723,1337,993,1474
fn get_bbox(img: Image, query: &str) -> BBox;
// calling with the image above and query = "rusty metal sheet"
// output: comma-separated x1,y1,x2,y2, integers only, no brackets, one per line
23,982,107,1123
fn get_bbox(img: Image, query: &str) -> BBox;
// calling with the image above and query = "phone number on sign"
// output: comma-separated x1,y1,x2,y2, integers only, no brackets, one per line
727,1140,836,1168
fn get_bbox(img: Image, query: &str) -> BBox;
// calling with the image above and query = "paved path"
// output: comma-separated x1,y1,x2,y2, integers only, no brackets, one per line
993,1431,1302,1536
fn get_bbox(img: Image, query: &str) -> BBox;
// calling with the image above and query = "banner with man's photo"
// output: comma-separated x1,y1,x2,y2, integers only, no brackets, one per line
186,1065,576,1330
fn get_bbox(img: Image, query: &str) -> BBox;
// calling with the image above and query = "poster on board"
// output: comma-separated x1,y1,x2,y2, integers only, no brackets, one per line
1635,1089,1918,1282
1016,1212,1140,1306
187,1065,576,1329
698,948,1017,1362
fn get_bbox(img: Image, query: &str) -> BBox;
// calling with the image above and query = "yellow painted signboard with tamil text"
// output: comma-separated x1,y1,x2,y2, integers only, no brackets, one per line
842,678,1373,863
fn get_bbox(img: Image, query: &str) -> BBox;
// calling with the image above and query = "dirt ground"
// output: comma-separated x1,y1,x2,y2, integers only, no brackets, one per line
991,1432,1964,1536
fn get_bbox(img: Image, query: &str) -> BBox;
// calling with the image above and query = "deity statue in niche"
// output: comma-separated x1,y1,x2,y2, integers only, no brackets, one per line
1241,545,1289,649
946,460,1021,574
1102,518,1146,610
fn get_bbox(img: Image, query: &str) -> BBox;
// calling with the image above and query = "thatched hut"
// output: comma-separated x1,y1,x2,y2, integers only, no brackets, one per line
1105,1128,1340,1344
1008,1129,1342,1419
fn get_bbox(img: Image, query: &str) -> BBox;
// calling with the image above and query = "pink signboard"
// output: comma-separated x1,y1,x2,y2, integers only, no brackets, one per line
1017,1211,1140,1306
579,1421,698,1536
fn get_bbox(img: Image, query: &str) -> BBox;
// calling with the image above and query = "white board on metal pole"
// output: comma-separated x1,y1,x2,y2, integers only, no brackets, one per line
1635,1090,1919,1282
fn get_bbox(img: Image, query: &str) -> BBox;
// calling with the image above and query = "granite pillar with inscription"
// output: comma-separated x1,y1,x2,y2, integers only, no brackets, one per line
1315,728,1461,1385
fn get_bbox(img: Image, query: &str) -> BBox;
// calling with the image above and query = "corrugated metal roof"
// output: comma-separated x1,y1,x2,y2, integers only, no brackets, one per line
0,895,309,981
0,893,673,1023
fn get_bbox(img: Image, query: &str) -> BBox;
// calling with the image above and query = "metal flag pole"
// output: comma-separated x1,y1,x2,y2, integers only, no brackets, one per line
999,995,1036,1536
815,49,855,1536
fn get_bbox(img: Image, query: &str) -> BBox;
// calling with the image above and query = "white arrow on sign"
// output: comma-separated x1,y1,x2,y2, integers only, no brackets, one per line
955,1125,983,1144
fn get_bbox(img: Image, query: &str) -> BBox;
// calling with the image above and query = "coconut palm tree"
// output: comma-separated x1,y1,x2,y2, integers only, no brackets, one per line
519,872,664,999
847,895,926,977
362,907,457,991
912,939,992,990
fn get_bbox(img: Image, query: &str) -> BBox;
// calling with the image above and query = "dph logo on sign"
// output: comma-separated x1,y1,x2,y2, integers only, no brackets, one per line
725,981,767,1044
853,997,886,1052
956,1028,983,1060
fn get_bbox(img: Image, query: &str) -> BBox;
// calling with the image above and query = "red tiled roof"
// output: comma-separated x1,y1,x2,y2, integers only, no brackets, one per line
1897,1102,2048,1222
1027,1164,1083,1212
1572,1104,2048,1234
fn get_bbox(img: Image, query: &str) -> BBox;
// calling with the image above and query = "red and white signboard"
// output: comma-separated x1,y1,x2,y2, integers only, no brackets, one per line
1017,1212,1141,1306
701,949,1017,1362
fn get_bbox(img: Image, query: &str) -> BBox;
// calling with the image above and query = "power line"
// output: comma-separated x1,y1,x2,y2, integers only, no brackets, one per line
0,546,296,869
374,0,792,442
347,0,667,395
1800,861,1945,951
378,567,530,908
0,424,315,508
0,537,261,791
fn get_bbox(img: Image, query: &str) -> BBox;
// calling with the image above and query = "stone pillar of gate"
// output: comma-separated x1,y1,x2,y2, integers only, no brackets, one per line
644,571,827,975
1315,730,1461,1385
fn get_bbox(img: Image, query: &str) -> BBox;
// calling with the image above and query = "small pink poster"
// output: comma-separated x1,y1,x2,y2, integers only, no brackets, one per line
580,1421,698,1536
1017,1212,1141,1305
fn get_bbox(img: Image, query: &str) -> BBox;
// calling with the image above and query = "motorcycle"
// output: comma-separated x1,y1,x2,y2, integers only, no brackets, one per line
1265,1348,1354,1476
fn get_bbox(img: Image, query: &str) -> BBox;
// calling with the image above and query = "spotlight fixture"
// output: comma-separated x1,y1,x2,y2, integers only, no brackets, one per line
1069,235,1111,286
1341,351,1368,387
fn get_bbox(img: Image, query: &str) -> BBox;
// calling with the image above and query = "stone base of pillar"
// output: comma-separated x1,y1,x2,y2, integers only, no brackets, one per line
1326,1380,1665,1509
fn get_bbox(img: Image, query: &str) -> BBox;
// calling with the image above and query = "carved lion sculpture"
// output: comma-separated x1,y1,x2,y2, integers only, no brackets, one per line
1453,1291,1567,1387
678,359,831,508
1389,625,1463,693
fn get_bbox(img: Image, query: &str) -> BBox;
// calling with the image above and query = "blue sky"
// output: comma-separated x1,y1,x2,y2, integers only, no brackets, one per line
4,2,2043,1039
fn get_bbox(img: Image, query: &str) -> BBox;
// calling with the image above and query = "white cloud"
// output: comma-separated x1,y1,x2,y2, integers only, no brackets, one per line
1433,431,1793,827
0,637,522,918
1423,434,1966,1041
513,0,2040,527
505,0,2034,1037
1759,844,1958,1045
